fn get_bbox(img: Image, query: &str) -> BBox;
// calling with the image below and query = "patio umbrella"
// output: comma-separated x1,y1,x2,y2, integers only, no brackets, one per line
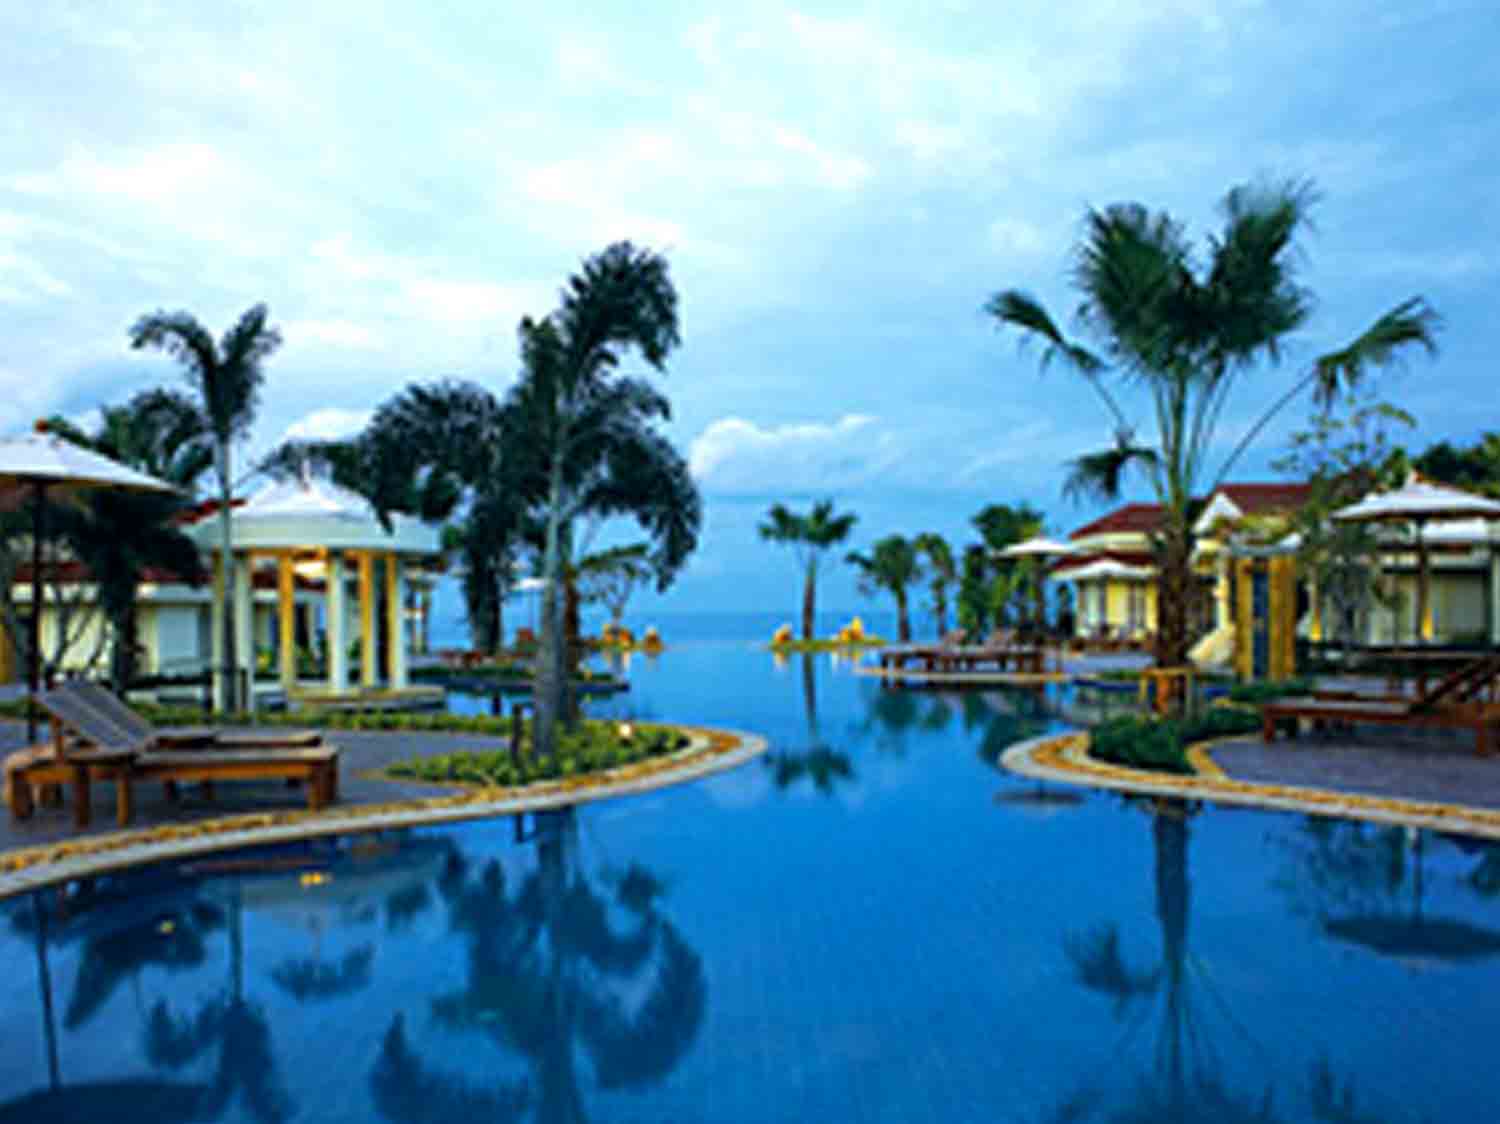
0,425,175,739
999,537,1073,634
1333,472,1500,646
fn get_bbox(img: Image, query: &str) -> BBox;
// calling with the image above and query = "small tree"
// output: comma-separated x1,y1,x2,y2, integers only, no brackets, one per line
758,500,858,641
577,543,653,632
846,534,923,643
914,533,956,636
1274,388,1413,655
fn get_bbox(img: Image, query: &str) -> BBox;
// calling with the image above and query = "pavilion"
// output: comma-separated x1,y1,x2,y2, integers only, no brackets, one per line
186,473,443,709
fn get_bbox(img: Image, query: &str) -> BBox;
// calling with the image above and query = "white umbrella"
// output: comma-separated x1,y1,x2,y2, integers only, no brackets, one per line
1334,473,1500,645
997,536,1074,558
1055,558,1153,582
0,425,176,738
999,537,1073,632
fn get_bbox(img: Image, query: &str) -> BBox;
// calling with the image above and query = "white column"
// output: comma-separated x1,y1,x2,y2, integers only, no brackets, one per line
211,553,226,711
278,555,297,694
326,553,347,692
358,552,377,688
233,551,255,713
386,553,408,689
1490,545,1500,647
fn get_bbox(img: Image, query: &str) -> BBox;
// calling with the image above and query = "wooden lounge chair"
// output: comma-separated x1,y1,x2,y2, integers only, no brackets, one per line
1261,653,1500,756
7,685,339,828
67,678,322,750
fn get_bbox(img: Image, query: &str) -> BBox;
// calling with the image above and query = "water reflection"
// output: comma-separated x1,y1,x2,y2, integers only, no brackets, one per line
1279,822,1500,968
763,654,857,795
374,807,705,1124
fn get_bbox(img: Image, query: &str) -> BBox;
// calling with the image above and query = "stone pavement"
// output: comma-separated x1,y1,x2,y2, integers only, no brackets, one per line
0,721,496,855
1212,726,1500,811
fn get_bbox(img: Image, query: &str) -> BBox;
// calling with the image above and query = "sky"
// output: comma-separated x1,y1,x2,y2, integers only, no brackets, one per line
2,1,1497,622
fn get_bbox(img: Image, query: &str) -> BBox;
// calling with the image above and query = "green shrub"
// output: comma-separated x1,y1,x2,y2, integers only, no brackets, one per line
1091,716,1190,774
1228,678,1311,704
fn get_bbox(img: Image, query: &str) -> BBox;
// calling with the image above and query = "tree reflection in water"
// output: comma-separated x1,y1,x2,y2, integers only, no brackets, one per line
371,806,706,1124
764,653,856,795
1055,802,1411,1124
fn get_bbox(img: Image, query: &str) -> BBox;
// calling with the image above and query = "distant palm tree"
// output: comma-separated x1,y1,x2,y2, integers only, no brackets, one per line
914,533,956,636
758,499,858,642
846,533,923,643
988,180,1439,665
130,305,282,709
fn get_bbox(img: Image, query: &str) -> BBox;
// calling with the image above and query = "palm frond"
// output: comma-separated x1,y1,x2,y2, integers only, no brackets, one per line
129,311,217,385
986,290,1104,374
1062,438,1159,504
1312,296,1441,409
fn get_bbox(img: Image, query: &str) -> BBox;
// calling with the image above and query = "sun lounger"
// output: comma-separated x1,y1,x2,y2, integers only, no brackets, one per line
67,679,322,750
6,685,339,828
1261,653,1500,756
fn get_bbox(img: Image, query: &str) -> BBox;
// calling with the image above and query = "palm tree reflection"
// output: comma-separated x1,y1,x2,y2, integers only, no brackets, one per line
764,653,856,795
372,807,706,1124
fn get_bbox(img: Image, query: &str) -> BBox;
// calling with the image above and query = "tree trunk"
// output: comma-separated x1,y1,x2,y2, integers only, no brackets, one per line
563,572,582,726
801,562,816,642
109,598,138,694
218,445,238,713
1155,516,1193,668
534,460,566,759
895,591,910,644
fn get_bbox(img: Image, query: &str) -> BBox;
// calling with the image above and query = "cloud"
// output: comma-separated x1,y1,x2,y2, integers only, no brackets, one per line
689,413,896,492
282,318,380,349
280,407,372,444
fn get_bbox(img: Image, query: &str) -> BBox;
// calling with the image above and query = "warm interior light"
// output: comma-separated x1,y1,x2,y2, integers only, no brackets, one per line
293,559,327,581
299,871,332,888
617,722,634,741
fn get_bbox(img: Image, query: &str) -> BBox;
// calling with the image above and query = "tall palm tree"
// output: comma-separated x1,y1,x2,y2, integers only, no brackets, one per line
846,533,923,643
130,305,282,710
988,181,1439,665
914,533,956,636
758,499,858,642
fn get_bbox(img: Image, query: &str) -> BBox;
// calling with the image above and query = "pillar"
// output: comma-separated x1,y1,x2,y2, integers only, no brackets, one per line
327,553,347,691
233,551,255,713
1490,546,1500,647
386,553,407,689
211,552,226,711
358,552,376,688
278,554,296,693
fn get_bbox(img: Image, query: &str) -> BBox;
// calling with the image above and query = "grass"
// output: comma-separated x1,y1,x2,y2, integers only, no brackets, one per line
1093,667,1234,684
1089,707,1262,775
1227,678,1312,704
386,721,691,787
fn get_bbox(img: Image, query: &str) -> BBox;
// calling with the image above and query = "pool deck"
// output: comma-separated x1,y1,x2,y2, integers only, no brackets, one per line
1004,726,1500,840
0,720,766,897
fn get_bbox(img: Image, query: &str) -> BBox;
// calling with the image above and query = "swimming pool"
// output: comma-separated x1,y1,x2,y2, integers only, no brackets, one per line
3,644,1498,1122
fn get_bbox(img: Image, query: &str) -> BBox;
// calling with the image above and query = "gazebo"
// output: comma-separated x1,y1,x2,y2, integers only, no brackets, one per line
187,473,442,708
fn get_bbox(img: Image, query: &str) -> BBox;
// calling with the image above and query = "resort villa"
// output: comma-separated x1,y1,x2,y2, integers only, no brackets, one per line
4,472,443,708
1055,479,1500,668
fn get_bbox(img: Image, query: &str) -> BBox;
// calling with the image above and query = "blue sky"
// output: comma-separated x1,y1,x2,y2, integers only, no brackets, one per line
2,2,1496,621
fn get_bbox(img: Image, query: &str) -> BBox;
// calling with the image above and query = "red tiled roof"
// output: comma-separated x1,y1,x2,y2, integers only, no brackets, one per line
1213,482,1312,514
1068,504,1165,539
173,497,246,526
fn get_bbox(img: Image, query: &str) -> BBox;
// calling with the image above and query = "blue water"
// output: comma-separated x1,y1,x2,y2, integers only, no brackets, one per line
4,646,1500,1122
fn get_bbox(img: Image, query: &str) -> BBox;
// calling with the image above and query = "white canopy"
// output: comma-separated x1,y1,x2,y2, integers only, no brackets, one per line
189,473,441,556
1333,473,1500,525
1057,558,1152,582
999,536,1074,558
0,430,175,506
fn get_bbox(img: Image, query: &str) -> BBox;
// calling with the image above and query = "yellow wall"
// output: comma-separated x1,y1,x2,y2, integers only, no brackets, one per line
1233,557,1296,681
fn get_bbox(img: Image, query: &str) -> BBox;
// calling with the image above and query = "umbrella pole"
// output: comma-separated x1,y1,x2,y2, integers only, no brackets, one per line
28,481,44,743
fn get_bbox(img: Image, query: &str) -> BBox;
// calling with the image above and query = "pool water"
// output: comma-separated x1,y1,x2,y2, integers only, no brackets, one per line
4,645,1500,1123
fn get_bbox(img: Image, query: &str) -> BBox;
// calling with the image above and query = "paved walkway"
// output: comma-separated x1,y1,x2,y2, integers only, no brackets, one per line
0,721,486,854
1211,728,1500,811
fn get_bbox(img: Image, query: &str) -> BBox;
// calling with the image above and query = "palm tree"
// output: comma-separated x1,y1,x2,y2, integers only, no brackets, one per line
914,533,956,636
988,181,1440,665
575,542,653,634
758,499,858,642
44,393,209,690
846,533,922,643
130,305,283,710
